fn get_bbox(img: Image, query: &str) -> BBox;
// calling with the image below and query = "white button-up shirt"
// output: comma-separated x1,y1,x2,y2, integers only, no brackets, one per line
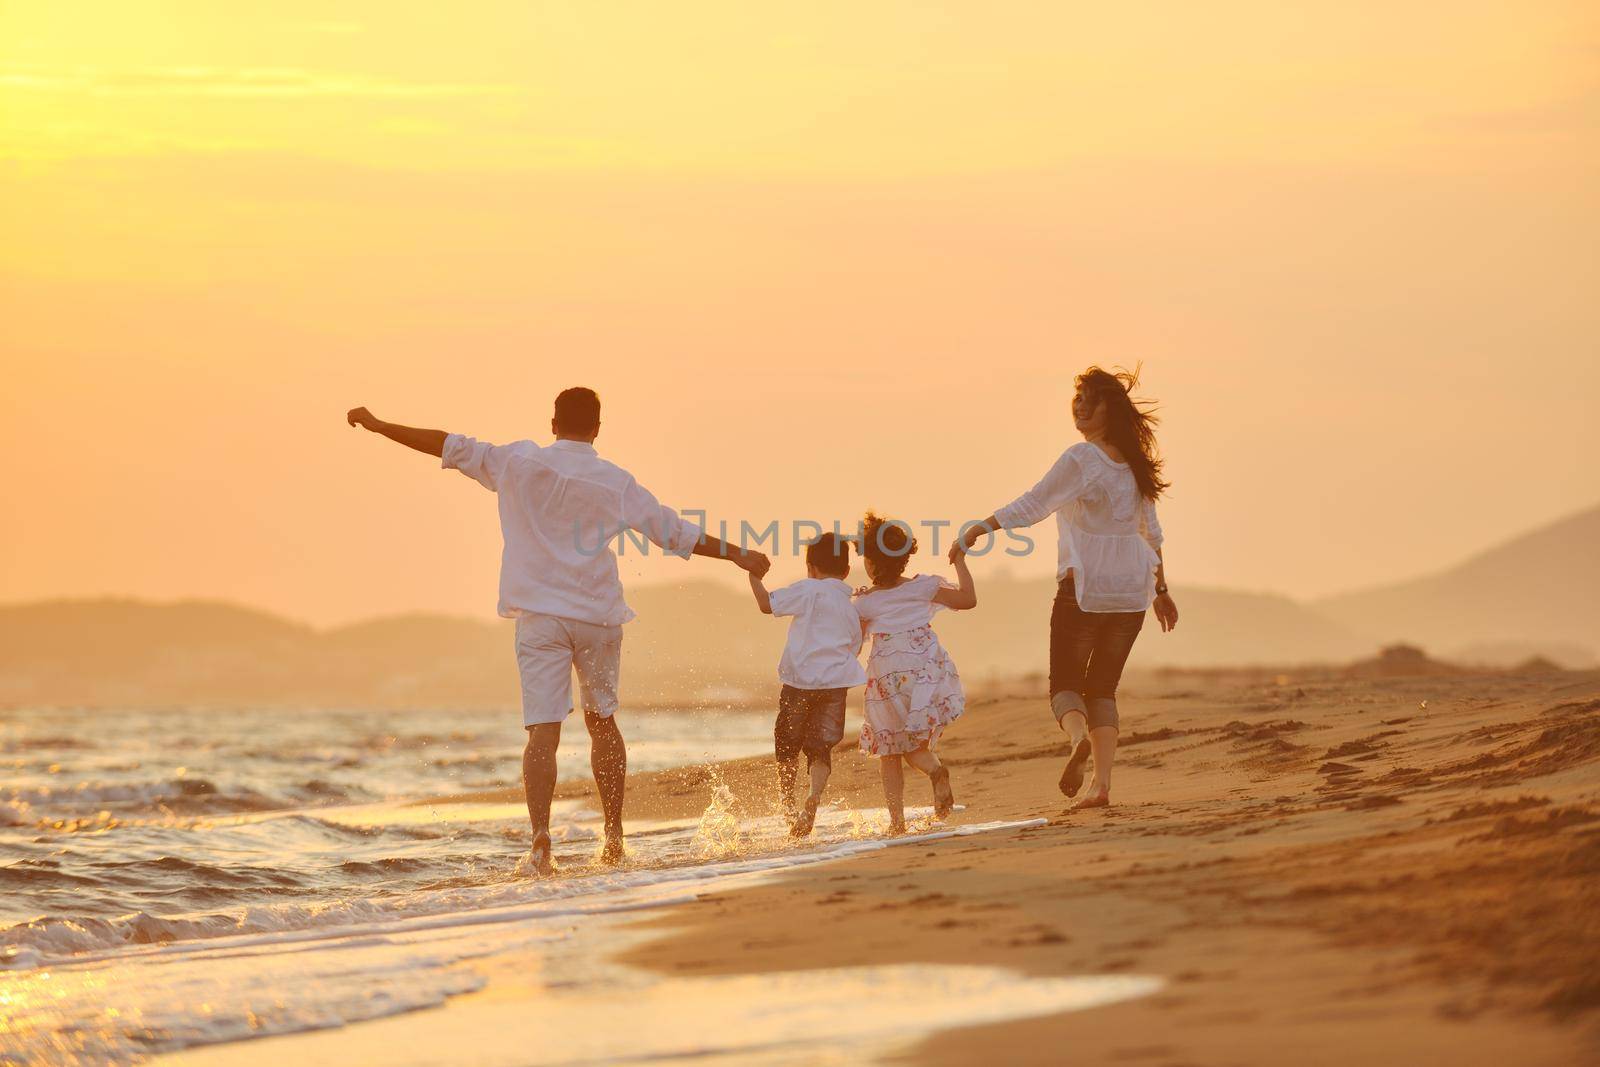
441,434,703,626
994,441,1164,613
768,578,868,689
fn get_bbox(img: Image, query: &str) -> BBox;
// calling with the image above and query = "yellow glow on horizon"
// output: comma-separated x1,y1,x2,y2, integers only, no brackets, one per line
1,2,1597,623
3,2,1594,172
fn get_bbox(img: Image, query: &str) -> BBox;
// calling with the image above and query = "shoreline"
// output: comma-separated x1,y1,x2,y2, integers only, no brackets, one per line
167,668,1598,1064
615,669,1600,1063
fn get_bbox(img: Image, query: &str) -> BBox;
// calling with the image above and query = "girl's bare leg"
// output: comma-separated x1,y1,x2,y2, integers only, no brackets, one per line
903,746,940,776
880,755,906,832
1072,726,1118,809
903,745,953,817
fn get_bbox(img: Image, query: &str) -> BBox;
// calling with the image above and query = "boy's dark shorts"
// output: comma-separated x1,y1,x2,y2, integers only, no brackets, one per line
775,684,848,765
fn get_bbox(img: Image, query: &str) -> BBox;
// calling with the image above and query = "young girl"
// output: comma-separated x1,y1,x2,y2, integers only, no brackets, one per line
854,512,977,833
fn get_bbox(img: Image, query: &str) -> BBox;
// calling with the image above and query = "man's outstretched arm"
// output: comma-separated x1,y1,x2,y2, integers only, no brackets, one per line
692,532,770,577
346,407,447,457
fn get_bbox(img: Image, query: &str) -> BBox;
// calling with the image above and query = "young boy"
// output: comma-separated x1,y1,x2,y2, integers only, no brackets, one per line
747,532,867,836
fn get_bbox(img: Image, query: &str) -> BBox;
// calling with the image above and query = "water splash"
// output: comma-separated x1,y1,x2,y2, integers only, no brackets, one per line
692,766,748,860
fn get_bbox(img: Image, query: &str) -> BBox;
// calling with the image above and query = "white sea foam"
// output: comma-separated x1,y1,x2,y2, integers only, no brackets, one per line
1,817,1062,1064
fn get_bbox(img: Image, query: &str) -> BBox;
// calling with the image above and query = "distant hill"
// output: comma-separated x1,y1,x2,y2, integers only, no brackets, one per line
3,503,1592,708
932,577,1368,678
1314,504,1600,661
0,579,1365,710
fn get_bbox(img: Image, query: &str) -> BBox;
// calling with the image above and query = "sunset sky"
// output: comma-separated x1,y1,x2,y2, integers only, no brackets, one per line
3,2,1597,625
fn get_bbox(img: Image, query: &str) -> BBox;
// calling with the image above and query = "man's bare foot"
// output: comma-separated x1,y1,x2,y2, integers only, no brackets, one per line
887,818,907,836
1070,787,1111,811
516,832,555,877
1058,737,1092,798
599,830,625,866
931,766,955,819
791,795,820,838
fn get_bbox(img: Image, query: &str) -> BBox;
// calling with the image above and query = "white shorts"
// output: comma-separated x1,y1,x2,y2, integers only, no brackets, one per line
513,614,623,727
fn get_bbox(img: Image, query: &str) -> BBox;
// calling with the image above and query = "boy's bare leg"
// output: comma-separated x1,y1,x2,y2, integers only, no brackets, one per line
790,758,830,838
520,723,561,875
807,760,830,801
776,756,801,817
880,756,906,833
585,710,627,862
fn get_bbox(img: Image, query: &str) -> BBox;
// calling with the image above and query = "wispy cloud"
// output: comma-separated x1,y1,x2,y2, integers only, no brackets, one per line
1432,89,1600,135
290,21,366,36
0,67,509,98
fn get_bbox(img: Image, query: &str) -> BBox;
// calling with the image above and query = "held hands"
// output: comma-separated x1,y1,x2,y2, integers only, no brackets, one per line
738,550,771,579
1153,592,1179,633
948,526,980,563
346,406,381,431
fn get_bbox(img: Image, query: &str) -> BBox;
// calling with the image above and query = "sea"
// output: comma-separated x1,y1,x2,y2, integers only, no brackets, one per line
0,705,1158,1064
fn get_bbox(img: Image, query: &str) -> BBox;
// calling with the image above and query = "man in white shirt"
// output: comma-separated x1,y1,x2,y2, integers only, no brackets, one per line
347,388,769,875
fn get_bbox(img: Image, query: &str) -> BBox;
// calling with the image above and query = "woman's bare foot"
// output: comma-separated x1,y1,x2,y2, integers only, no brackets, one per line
931,766,955,819
887,818,907,836
1070,787,1111,811
516,832,555,877
1058,737,1092,798
791,794,820,838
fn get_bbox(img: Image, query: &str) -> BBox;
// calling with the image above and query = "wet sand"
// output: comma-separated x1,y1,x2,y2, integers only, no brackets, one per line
615,667,1600,1064
173,668,1600,1064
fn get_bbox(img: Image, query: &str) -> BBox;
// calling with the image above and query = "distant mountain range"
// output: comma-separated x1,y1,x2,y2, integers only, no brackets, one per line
1314,503,1599,657
2,504,1594,709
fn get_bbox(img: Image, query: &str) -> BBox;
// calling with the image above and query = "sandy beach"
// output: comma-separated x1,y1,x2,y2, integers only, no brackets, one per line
160,665,1600,1065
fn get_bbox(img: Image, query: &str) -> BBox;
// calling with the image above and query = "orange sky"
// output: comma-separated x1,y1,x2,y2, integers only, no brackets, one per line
2,2,1597,624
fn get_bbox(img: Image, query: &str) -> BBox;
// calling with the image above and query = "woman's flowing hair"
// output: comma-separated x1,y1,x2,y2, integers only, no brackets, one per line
1077,365,1170,501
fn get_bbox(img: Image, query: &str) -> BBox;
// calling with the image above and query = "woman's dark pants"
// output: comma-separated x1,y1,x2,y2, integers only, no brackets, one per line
1048,576,1146,731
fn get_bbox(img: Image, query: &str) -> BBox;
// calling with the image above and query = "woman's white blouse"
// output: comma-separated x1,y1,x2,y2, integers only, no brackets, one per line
993,441,1163,612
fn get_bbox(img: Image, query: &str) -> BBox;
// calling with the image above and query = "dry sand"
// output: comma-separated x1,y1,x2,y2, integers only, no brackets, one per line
609,667,1600,1064
176,668,1600,1064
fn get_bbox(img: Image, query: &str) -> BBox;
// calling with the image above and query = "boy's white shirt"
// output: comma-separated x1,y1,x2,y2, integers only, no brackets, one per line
768,577,868,690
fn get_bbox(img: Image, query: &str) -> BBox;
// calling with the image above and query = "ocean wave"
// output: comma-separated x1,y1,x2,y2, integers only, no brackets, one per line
337,857,433,876
0,910,248,960
0,734,96,752
0,861,101,889
5,776,290,817
0,817,1044,968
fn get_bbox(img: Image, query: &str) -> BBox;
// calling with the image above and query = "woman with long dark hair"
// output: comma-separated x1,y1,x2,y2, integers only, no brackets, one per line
951,367,1178,809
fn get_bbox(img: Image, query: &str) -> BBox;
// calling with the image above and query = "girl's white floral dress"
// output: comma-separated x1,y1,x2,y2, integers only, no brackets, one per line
854,574,965,756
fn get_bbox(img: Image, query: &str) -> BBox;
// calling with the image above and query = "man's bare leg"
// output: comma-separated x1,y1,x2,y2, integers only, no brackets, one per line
585,710,627,863
1072,725,1118,809
521,723,561,875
